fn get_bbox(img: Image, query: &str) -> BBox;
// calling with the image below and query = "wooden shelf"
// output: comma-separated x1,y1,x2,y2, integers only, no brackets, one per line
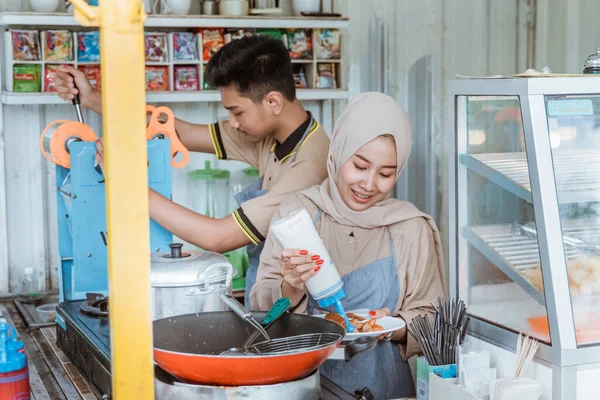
0,12,349,29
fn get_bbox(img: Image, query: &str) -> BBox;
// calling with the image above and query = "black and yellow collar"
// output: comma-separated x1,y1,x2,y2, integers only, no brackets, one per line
271,112,319,162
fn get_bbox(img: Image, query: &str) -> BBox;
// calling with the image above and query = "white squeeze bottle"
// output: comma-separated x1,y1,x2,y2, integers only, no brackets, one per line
270,208,354,332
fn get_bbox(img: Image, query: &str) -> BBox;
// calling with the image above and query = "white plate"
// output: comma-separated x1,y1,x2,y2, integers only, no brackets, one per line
314,313,406,339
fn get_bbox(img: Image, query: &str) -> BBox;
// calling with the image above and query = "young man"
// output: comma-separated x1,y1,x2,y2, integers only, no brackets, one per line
53,36,330,308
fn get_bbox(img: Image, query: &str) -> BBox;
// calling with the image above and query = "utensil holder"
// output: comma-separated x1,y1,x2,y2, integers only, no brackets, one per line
416,356,457,400
429,374,484,400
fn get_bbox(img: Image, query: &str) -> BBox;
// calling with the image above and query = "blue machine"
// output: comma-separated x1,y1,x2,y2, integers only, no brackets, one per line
55,140,174,301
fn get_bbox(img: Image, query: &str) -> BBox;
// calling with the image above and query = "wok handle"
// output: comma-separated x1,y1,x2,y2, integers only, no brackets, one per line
344,336,378,362
220,293,251,320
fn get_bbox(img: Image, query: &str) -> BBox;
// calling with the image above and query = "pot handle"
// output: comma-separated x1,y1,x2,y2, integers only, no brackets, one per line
199,263,233,291
344,336,378,362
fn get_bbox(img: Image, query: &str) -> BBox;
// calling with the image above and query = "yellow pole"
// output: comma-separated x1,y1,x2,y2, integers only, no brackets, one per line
70,0,154,399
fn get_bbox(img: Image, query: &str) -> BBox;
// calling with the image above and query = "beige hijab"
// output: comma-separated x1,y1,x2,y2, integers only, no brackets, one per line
302,91,423,228
301,92,447,289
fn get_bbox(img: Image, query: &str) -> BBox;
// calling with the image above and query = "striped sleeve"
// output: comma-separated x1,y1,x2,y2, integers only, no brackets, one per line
208,123,227,160
232,207,265,245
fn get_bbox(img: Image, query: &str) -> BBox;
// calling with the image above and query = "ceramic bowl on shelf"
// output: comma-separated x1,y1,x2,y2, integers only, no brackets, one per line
292,0,320,16
31,0,60,13
219,0,249,16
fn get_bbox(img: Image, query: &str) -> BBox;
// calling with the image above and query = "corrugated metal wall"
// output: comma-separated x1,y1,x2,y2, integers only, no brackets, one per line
1,0,595,294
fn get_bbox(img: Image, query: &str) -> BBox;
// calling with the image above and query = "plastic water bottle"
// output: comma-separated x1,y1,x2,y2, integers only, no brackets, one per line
0,318,30,399
271,208,354,332
23,268,39,297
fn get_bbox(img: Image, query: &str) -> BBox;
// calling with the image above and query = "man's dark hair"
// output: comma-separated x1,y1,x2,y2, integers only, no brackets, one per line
205,35,296,103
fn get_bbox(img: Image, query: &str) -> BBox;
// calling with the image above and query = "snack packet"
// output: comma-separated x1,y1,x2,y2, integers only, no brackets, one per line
12,30,41,61
199,28,224,61
145,32,168,62
256,29,288,47
13,64,42,92
78,65,101,90
174,66,199,91
172,32,198,61
293,65,308,88
44,30,73,61
202,65,215,90
145,66,169,91
286,29,312,60
224,28,254,44
44,64,59,92
316,63,337,89
77,31,100,62
315,29,341,60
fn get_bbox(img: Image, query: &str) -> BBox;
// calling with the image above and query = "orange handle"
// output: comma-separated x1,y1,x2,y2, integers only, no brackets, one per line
40,120,67,164
40,120,97,168
146,105,189,169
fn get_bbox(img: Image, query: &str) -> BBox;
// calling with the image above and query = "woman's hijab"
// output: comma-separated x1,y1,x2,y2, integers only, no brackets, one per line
301,92,446,289
302,91,421,228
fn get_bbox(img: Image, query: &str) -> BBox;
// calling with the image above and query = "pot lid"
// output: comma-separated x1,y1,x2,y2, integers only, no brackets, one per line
584,49,600,68
151,243,234,287
188,160,230,181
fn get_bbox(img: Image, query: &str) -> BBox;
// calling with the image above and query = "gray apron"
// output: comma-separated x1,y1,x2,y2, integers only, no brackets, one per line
307,210,415,400
235,115,315,309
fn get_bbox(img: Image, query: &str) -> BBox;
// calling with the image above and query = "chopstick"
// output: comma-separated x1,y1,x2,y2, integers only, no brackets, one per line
408,297,470,366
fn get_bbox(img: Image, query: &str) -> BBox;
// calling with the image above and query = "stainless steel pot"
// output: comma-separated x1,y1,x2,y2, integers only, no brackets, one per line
154,365,320,400
202,0,219,14
150,243,234,320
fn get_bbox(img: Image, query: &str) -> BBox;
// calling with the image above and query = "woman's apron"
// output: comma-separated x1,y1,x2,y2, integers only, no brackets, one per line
234,115,315,309
307,210,415,400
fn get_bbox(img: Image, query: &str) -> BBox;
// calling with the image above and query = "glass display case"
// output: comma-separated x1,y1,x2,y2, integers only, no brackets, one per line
448,78,600,397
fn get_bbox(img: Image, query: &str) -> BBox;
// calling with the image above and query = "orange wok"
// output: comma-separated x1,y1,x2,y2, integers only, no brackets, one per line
153,311,376,386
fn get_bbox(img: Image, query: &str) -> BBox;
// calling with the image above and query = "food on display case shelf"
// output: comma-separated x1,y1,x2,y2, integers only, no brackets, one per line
43,30,73,62
316,63,337,89
11,30,41,61
224,28,255,44
145,32,168,63
174,66,199,91
78,65,101,90
522,255,600,296
77,31,100,62
325,312,383,333
145,66,169,91
286,29,312,60
13,64,42,92
172,32,198,62
315,29,341,60
198,28,224,61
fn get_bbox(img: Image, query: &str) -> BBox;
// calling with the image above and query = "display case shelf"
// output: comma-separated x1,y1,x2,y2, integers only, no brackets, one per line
463,225,546,305
461,150,600,204
464,221,600,306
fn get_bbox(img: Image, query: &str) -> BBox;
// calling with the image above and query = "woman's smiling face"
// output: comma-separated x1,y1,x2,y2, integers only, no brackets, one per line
337,135,398,211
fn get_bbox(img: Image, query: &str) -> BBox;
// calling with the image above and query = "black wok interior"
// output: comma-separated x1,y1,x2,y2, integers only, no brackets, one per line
153,311,345,355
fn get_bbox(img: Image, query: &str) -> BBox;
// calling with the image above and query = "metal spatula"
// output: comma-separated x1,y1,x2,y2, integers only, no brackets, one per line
219,296,290,356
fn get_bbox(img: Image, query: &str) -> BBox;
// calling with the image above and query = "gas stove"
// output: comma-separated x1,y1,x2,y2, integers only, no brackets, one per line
56,293,366,400
56,293,112,399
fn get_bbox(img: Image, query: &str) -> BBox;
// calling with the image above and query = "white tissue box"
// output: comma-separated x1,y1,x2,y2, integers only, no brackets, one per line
489,378,543,400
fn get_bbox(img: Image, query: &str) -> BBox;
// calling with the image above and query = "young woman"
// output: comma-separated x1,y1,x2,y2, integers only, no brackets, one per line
250,92,446,399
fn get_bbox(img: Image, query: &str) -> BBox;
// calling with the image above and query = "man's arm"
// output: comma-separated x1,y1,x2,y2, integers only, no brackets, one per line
149,189,251,253
54,65,216,154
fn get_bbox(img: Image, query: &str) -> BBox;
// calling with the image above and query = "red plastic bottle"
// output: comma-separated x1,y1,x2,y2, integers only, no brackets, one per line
0,318,30,400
